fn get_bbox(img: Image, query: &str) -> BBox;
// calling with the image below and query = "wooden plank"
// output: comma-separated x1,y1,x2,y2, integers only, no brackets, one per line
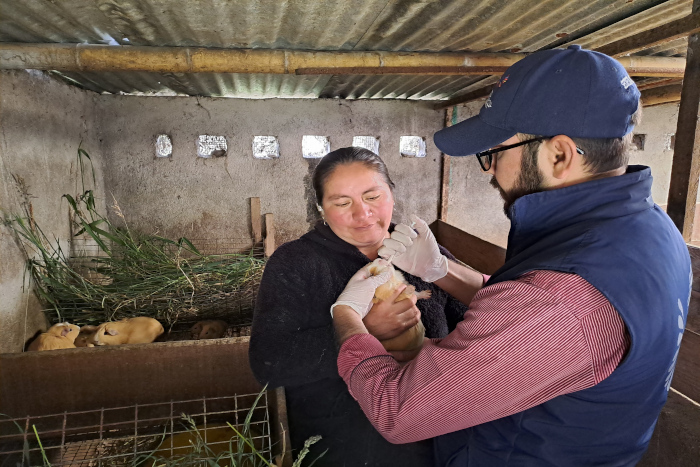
641,84,683,107
439,107,455,222
672,329,700,403
596,11,700,57
264,213,276,258
667,1,700,241
687,245,700,333
269,387,293,467
250,197,262,243
430,220,506,275
0,337,261,418
638,389,700,467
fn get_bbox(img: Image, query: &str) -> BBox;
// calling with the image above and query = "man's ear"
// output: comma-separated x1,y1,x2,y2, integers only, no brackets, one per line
543,135,579,180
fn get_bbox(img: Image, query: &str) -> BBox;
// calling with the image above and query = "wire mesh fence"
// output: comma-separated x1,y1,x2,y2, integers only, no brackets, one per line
0,392,274,467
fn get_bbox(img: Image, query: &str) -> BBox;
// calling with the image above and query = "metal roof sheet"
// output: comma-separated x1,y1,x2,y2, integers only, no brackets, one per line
0,0,694,99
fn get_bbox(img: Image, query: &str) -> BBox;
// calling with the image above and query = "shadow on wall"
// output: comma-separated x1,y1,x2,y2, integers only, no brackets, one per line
304,158,323,230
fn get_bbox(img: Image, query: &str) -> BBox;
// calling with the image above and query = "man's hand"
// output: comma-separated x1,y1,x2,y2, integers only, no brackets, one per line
331,258,392,318
379,214,448,283
363,285,421,340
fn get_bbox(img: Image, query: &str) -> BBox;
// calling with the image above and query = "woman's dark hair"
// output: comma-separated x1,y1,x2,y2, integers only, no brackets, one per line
312,147,395,205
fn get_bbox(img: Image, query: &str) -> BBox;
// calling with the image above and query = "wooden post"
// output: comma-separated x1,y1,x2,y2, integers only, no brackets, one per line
250,197,262,243
264,213,276,258
439,107,456,221
667,0,700,241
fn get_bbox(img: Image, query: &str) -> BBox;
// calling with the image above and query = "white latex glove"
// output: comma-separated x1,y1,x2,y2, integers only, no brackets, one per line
330,258,393,318
378,214,448,283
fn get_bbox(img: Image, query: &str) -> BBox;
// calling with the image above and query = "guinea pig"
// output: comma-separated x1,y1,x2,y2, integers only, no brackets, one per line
26,322,80,351
91,317,164,346
368,261,431,353
74,325,99,347
190,320,228,340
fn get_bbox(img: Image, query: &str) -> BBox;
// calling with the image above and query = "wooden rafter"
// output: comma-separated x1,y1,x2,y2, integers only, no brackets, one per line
595,11,700,57
667,0,700,241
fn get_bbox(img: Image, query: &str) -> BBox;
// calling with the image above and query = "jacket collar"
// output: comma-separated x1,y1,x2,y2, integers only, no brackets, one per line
507,165,654,253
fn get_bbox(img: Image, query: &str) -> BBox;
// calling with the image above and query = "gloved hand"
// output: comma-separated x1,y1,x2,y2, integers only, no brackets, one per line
331,258,393,318
378,214,448,283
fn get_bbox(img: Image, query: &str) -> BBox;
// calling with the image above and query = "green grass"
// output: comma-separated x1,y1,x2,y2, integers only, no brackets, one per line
4,148,265,327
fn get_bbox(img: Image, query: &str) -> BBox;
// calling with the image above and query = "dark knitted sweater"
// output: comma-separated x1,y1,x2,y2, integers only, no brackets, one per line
249,222,467,467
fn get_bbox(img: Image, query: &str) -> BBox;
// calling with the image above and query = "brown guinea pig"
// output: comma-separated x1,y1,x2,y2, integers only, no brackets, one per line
190,320,228,340
74,325,99,347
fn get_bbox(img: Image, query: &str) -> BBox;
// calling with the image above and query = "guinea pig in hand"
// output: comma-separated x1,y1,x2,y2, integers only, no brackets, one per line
26,322,80,351
91,317,164,346
190,320,228,340
367,261,431,353
74,325,99,347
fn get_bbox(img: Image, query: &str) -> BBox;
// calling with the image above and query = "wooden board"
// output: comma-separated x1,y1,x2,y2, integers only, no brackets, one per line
666,16,700,240
250,197,262,243
430,219,506,275
638,389,700,467
672,329,700,403
264,213,276,257
0,337,261,418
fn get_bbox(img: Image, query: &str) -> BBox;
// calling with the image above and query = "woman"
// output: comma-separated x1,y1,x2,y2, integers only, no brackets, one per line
249,147,467,466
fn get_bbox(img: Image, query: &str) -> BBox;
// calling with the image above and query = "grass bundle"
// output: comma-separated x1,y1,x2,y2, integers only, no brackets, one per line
6,150,265,327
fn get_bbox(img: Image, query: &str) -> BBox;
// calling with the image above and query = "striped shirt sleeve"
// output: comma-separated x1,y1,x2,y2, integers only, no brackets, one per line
337,270,630,444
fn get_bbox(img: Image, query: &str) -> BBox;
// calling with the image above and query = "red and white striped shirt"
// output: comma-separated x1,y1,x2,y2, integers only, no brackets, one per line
337,270,630,443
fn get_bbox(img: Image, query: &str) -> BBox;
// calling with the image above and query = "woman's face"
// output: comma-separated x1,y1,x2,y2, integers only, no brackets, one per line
321,162,394,257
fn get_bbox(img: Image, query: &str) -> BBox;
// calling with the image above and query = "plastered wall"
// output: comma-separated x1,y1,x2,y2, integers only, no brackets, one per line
445,101,683,248
0,70,106,353
95,97,445,246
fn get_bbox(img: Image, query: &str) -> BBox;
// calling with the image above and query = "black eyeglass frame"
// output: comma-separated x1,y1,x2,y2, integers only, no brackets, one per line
475,137,585,171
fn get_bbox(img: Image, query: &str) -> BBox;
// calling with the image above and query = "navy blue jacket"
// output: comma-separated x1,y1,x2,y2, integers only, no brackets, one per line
435,166,690,466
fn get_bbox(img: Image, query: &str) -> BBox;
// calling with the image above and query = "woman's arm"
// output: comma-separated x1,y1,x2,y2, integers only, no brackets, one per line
249,245,339,388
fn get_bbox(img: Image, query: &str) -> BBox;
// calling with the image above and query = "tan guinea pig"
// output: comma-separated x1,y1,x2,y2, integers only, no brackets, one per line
190,320,228,340
27,323,80,351
91,317,164,346
74,325,99,348
367,262,431,353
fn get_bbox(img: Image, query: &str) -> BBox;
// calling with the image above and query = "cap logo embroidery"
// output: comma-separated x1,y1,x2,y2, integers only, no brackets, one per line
484,91,494,108
620,76,634,89
497,75,509,87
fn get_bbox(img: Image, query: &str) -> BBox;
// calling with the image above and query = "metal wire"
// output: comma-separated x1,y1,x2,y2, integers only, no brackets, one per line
0,392,273,467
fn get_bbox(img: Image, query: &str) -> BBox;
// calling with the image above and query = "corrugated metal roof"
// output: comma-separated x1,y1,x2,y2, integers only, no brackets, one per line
0,0,694,100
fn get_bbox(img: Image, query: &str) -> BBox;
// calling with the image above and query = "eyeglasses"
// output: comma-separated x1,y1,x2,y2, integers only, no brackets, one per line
475,137,585,171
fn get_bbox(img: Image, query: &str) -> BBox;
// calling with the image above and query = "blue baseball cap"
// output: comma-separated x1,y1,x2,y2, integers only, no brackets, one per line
434,45,641,157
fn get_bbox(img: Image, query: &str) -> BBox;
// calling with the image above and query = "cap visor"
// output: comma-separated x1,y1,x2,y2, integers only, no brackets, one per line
434,115,516,157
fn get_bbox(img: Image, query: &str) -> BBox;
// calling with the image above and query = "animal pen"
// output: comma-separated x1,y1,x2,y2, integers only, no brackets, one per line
1,0,700,466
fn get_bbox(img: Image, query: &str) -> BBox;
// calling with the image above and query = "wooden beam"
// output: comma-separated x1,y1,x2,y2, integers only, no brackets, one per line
641,84,683,107
439,108,455,222
264,213,276,258
636,78,683,91
430,220,506,275
595,11,700,57
667,0,700,241
250,197,262,243
0,43,686,77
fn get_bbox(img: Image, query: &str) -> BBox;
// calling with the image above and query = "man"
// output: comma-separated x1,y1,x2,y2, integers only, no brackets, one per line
330,45,691,466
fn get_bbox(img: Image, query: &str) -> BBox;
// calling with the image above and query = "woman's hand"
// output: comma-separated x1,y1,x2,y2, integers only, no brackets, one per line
363,285,421,341
331,258,392,318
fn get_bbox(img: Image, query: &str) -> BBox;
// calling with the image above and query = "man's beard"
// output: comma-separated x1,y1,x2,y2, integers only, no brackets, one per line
489,148,544,215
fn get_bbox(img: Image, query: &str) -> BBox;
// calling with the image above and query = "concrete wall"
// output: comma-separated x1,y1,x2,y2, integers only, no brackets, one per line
0,70,106,353
446,101,682,248
95,97,445,246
